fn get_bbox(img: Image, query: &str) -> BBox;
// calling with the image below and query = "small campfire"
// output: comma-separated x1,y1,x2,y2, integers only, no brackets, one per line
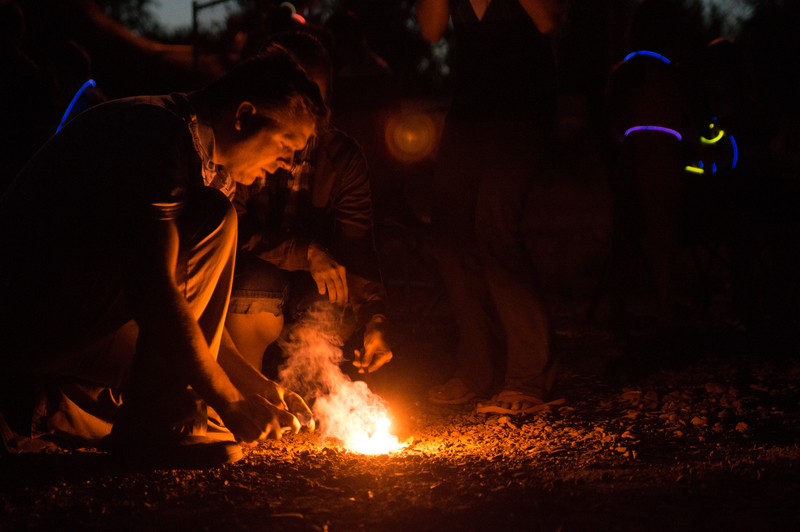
277,303,407,455
314,383,406,455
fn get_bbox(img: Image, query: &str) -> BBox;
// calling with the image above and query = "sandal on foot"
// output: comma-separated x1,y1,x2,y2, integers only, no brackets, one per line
427,378,477,405
476,391,565,415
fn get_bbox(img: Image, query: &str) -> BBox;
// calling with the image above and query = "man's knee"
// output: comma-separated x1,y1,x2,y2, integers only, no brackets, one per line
229,252,289,316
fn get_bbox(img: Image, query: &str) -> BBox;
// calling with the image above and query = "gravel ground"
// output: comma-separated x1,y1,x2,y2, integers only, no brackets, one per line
2,319,800,532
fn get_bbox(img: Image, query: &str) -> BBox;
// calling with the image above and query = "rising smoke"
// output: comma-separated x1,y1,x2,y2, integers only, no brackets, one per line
278,301,399,452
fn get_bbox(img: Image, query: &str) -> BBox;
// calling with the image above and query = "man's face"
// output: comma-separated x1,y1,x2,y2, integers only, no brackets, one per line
224,115,315,186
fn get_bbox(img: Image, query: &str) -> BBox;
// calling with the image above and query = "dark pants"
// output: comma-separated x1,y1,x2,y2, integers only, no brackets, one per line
431,119,557,399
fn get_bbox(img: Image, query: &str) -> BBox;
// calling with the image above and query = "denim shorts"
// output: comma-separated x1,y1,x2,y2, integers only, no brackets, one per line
228,251,290,316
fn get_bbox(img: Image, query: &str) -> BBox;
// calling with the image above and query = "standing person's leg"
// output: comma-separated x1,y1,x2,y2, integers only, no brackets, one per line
630,136,684,328
475,122,557,408
225,251,289,372
608,148,647,333
429,120,502,402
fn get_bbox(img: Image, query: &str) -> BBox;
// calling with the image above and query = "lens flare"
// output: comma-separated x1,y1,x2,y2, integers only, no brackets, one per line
385,112,436,163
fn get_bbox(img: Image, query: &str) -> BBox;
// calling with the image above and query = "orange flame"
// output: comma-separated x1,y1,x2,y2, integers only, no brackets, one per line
278,303,406,455
314,381,406,455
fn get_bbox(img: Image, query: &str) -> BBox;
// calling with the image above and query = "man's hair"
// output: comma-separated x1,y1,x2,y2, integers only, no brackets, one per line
202,48,328,132
265,31,334,101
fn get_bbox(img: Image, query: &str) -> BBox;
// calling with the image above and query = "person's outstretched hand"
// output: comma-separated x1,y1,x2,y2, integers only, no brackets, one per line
354,315,393,373
218,394,301,445
256,378,315,431
282,389,315,430
308,243,348,304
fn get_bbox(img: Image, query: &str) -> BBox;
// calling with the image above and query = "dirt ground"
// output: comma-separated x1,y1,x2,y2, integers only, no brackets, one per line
2,308,800,532
3,150,800,532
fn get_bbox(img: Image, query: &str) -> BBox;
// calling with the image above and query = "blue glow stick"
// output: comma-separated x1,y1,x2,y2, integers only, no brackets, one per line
623,51,671,64
624,126,682,141
56,79,96,134
730,135,738,168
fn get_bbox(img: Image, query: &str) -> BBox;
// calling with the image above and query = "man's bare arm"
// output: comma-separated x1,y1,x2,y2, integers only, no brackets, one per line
127,218,239,407
126,217,273,442
217,328,314,429
416,0,451,43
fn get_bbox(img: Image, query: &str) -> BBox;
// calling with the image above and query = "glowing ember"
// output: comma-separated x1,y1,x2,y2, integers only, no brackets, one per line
278,303,406,455
314,381,406,455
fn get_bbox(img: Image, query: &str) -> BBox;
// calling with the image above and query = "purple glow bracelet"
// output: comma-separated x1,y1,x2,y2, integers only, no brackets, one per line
624,126,682,142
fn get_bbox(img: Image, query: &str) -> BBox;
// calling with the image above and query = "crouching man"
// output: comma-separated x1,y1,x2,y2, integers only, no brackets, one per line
0,50,327,468
225,32,393,380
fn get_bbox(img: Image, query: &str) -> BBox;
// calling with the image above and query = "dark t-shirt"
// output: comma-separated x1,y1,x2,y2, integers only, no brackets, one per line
0,94,201,283
233,127,387,326
605,54,689,140
447,0,557,128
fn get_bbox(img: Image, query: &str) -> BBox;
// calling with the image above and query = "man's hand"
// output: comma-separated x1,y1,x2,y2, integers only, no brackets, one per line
216,330,315,432
218,394,301,444
282,389,316,431
353,315,393,373
256,378,315,431
308,243,348,304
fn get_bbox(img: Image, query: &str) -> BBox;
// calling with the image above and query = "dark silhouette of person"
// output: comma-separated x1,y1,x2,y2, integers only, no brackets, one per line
691,38,798,334
325,9,393,80
417,0,561,414
46,40,107,135
323,9,400,223
603,0,698,344
234,0,333,64
0,0,54,193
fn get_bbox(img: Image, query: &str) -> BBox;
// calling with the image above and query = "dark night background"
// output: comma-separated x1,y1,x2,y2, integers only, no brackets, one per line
3,1,800,530
15,0,793,317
